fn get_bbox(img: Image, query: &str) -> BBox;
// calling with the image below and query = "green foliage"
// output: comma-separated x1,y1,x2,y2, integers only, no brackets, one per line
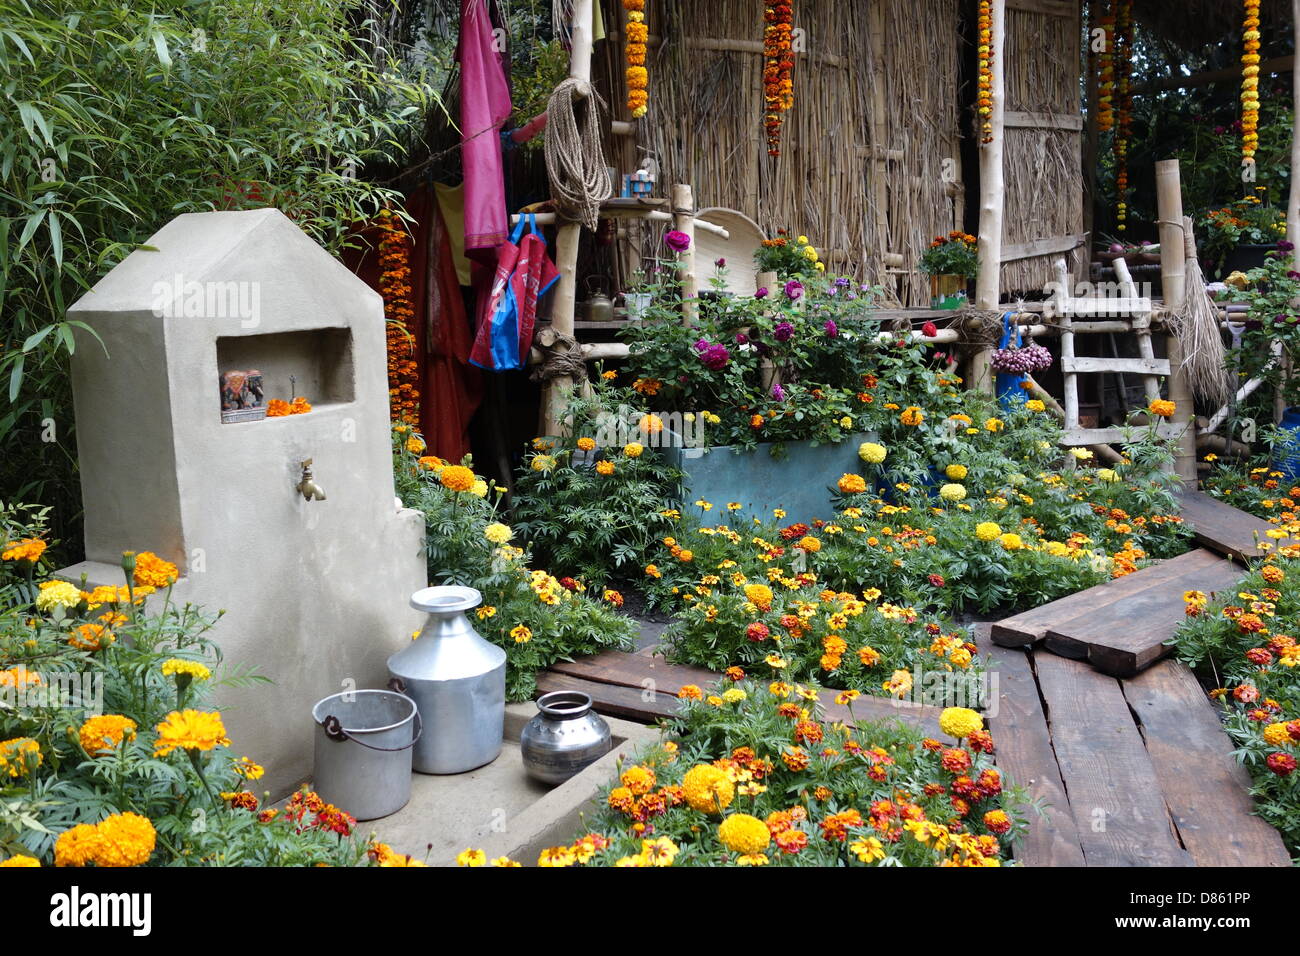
512,380,684,586
1197,196,1288,266
916,232,979,278
752,231,823,278
392,427,634,701
0,552,381,866
0,0,435,548
618,265,912,450
1170,556,1300,854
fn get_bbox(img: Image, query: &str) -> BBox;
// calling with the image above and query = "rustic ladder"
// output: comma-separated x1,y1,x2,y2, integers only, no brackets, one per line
1053,257,1180,449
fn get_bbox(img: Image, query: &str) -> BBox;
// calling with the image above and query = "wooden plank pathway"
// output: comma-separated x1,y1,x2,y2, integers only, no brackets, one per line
1176,488,1288,563
975,625,1291,867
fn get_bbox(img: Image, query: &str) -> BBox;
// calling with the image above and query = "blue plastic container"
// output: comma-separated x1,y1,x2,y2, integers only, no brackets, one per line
1274,407,1300,483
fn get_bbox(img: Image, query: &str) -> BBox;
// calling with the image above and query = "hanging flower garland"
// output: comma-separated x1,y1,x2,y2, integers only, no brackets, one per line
977,0,993,144
1114,0,1132,233
1242,0,1261,168
624,0,649,118
377,210,419,427
1096,1,1115,133
762,1,795,157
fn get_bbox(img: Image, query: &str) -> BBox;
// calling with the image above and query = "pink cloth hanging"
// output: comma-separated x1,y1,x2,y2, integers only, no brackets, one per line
457,0,512,258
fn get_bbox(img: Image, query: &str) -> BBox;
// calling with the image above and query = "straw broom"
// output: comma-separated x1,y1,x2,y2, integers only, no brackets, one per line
1163,215,1231,405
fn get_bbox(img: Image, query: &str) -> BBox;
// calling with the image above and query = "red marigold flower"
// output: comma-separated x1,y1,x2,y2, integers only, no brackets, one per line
746,622,770,643
1234,684,1260,704
794,720,824,746
940,748,972,774
921,321,939,337
773,828,808,854
928,573,946,588
983,809,1012,834
1246,647,1274,666
968,730,996,754
1266,752,1296,776
724,666,745,682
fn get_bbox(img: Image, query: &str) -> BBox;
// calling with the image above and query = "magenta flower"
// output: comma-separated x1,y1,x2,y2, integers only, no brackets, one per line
664,230,691,252
715,257,727,268
693,339,730,371
755,287,769,300
773,321,794,343
784,279,804,301
771,383,786,401
824,320,838,338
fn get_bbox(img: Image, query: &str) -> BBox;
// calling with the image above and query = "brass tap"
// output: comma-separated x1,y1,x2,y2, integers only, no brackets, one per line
297,459,327,501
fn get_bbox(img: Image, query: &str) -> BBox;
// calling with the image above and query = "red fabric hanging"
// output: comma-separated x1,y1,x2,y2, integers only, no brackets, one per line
344,186,483,463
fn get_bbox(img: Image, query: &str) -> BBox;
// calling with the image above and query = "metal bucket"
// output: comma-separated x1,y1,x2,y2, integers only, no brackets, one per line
311,688,419,821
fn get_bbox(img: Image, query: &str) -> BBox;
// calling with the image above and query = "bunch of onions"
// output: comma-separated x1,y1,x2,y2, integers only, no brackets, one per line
990,342,1052,374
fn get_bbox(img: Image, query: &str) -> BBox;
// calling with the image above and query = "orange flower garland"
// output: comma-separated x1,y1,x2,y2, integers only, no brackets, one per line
1114,0,1132,233
977,0,993,144
624,0,649,118
762,2,794,157
1096,1,1114,133
1242,0,1261,167
377,210,419,427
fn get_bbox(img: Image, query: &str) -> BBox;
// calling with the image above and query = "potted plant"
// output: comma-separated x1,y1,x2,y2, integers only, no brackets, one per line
917,232,978,309
1198,196,1287,278
754,230,824,293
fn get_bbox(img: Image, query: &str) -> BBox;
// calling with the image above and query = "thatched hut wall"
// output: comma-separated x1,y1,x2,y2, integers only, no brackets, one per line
595,0,963,306
999,2,1084,294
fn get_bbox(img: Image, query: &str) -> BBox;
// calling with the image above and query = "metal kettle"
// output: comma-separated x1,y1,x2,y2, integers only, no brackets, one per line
387,585,506,774
582,275,615,323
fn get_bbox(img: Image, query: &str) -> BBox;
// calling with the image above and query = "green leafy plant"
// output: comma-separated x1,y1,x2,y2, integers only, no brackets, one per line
393,427,635,700
916,231,979,278
753,231,824,279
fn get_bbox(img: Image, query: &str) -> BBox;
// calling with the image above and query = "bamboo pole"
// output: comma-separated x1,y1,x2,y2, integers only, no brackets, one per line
543,0,595,437
1155,158,1196,481
971,0,1007,395
672,183,699,325
1283,0,1300,424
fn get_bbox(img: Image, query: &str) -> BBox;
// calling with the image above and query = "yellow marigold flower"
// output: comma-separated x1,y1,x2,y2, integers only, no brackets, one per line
999,532,1024,551
470,479,488,497
743,583,774,610
850,835,886,863
69,622,114,651
1096,468,1119,482
406,435,426,454
837,473,867,494
939,707,984,740
640,836,679,866
1262,723,1292,747
576,436,596,451
510,625,532,644
153,709,231,757
440,464,477,491
0,737,41,778
900,406,924,426
484,522,513,545
721,688,747,704
682,764,734,814
620,765,656,795
94,812,156,867
945,464,968,480
596,460,615,476
984,418,1004,432
1070,447,1093,461
1149,399,1175,418
417,455,445,471
0,854,40,867
161,658,212,682
718,813,771,855
54,823,103,867
233,756,265,780
939,483,966,502
975,521,1001,542
79,715,137,755
2,538,46,563
490,856,520,867
456,848,487,867
35,579,81,612
638,414,664,434
859,441,888,464
133,551,179,588
624,442,644,458
538,845,577,867
1024,400,1045,413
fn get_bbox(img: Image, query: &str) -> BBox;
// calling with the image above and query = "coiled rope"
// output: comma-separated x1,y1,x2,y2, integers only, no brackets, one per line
544,77,612,230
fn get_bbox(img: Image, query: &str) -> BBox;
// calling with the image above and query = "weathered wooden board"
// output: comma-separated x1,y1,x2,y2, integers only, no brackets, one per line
535,671,679,723
549,650,718,697
1058,422,1186,445
1031,652,1193,867
1059,356,1170,376
1122,660,1293,867
990,548,1219,647
973,627,1086,866
1044,556,1243,676
1176,488,1290,563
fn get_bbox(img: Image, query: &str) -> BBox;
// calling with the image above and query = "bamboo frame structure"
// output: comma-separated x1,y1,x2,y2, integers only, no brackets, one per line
971,0,1007,394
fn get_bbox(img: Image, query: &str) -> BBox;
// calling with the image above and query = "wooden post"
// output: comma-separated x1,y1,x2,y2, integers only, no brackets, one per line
1282,0,1300,423
672,183,698,325
1155,158,1196,481
972,0,1006,395
542,0,595,437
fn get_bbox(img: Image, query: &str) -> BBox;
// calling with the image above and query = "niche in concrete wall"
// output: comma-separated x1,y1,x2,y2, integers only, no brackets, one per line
215,327,356,413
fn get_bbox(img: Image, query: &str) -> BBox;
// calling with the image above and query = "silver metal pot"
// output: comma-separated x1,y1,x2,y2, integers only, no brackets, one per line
388,585,506,774
520,690,612,785
311,688,418,820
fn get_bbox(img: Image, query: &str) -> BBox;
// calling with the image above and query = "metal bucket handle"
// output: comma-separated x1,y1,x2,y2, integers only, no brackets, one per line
320,679,422,752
